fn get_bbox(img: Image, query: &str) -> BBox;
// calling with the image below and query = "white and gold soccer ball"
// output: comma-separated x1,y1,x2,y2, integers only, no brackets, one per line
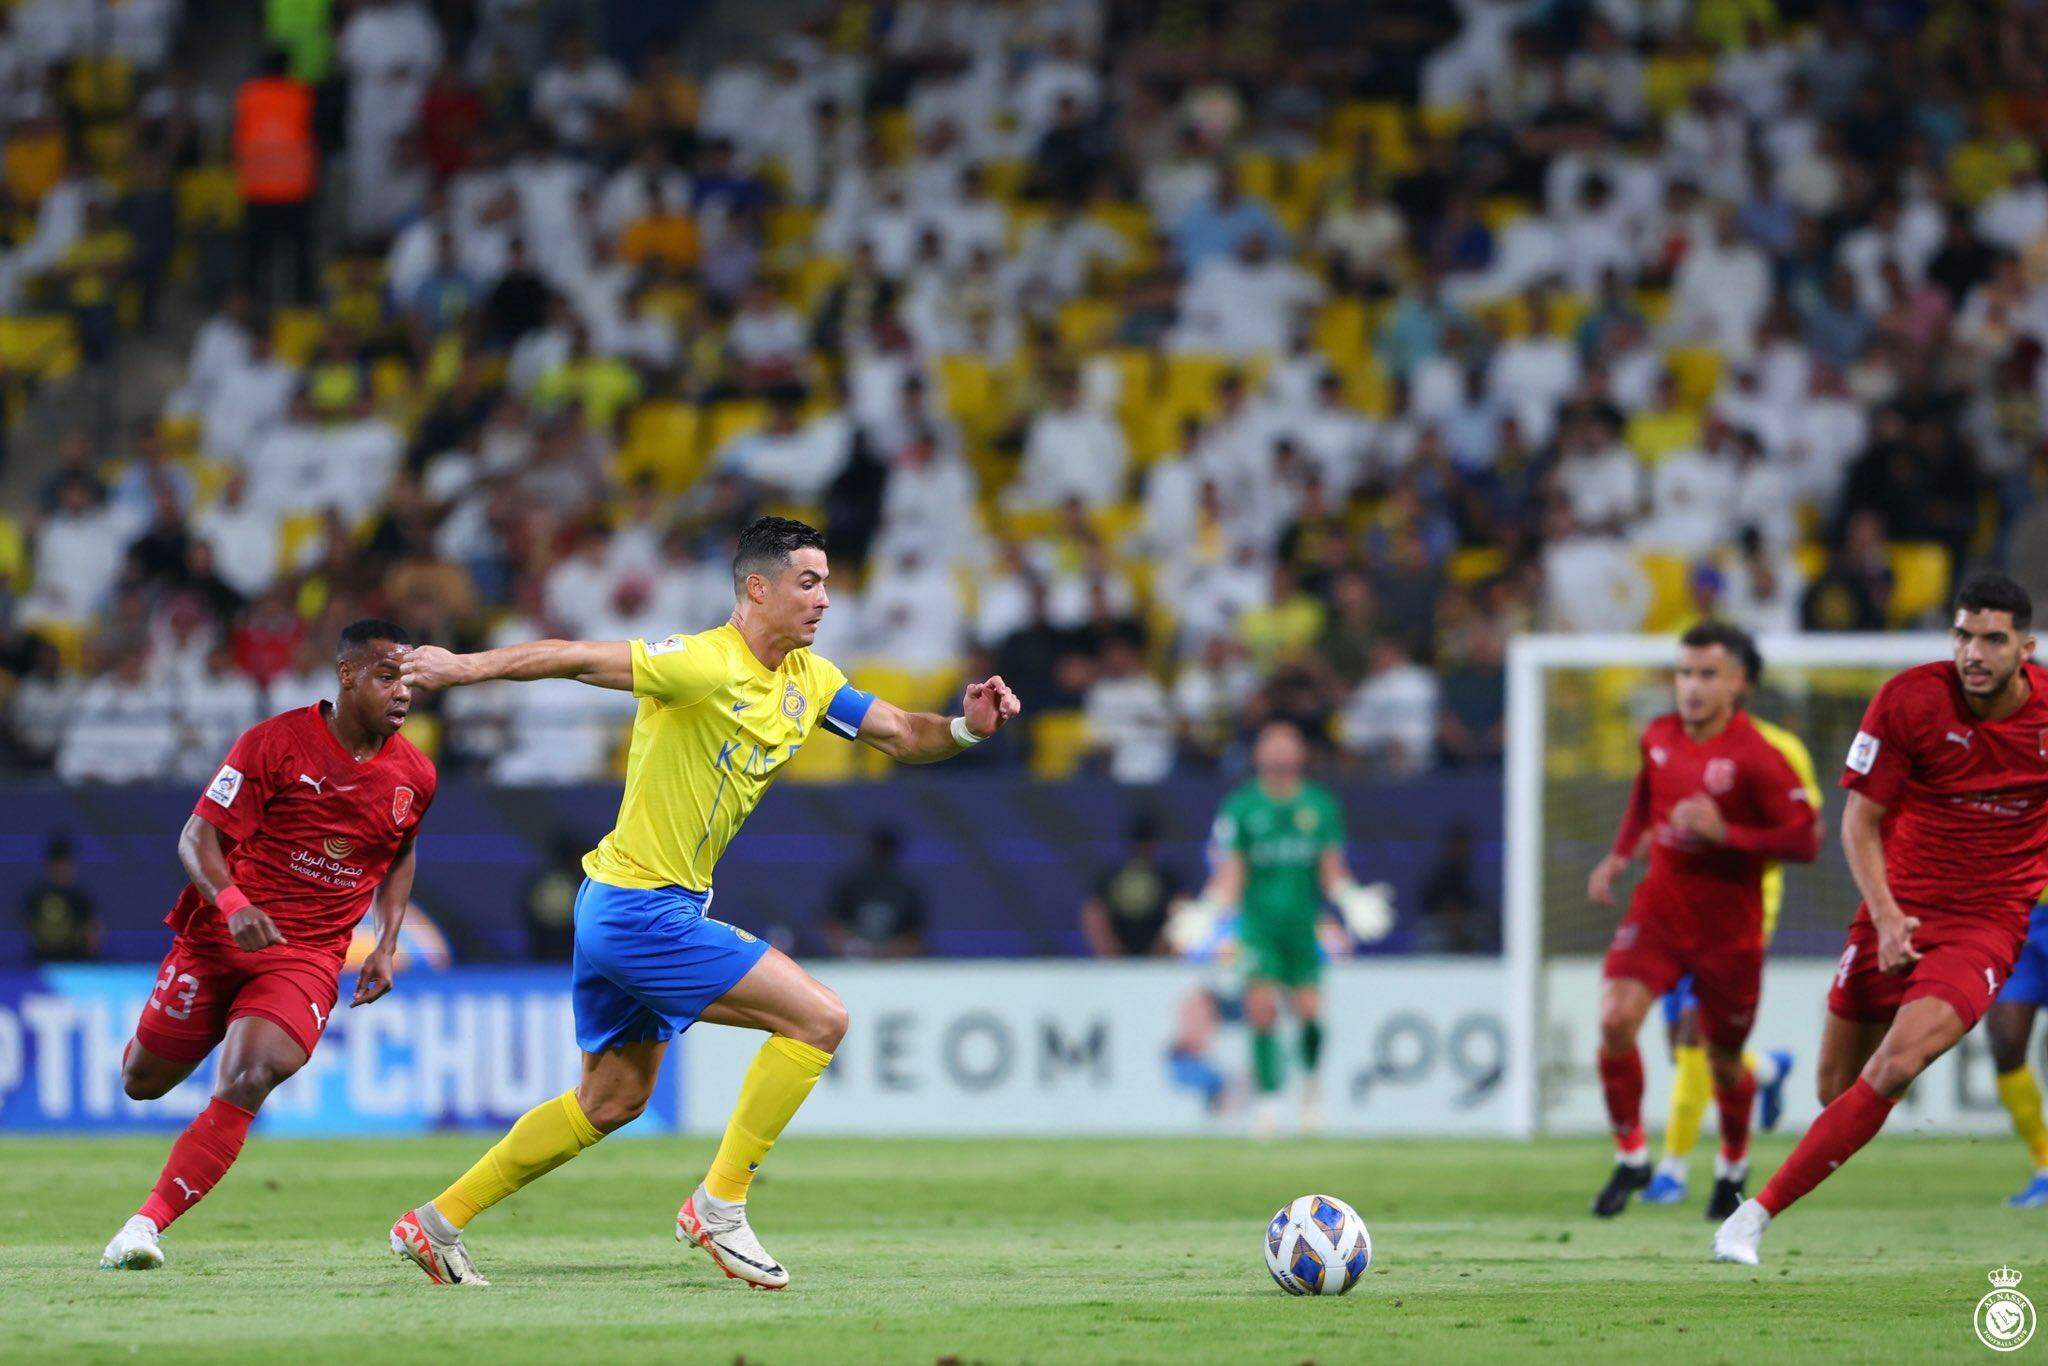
1263,1193,1370,1295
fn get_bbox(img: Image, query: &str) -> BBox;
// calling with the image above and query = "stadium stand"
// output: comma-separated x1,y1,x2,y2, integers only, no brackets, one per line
0,0,2042,785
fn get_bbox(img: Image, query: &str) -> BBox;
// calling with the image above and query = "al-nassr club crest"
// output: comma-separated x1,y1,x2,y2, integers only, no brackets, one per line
1975,1265,2036,1352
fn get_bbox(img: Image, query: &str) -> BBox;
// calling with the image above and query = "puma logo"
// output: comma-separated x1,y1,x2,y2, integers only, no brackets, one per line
173,1177,200,1202
308,1001,327,1031
1945,731,1974,749
298,773,326,794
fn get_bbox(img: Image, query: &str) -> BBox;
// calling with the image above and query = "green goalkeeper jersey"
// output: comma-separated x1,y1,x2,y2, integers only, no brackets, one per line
1211,780,1345,927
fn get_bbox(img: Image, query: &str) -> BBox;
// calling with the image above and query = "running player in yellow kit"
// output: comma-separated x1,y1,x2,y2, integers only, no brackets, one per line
386,517,1020,1288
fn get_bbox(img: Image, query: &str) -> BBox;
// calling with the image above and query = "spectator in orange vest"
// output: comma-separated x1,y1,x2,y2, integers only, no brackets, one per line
234,48,318,306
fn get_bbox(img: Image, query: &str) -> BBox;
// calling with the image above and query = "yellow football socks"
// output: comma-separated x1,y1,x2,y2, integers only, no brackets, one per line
1997,1065,2048,1168
1662,1044,1710,1161
432,1089,604,1228
705,1035,833,1203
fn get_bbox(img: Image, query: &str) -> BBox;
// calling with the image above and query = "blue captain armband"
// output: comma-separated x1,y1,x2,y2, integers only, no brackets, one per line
821,684,876,740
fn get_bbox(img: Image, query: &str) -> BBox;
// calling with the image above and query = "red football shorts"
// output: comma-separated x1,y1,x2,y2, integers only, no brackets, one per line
1602,915,1764,1051
1826,911,2027,1032
133,934,342,1063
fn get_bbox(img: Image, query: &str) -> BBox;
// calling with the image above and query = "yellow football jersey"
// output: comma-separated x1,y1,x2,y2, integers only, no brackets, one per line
582,625,853,892
1751,716,1821,943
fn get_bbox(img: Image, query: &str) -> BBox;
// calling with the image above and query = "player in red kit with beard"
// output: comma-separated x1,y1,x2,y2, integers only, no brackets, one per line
1716,574,2048,1264
1587,622,1822,1220
99,620,435,1271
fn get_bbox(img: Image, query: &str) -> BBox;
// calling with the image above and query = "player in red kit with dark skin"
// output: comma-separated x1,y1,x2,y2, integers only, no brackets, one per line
99,619,436,1272
1588,622,1821,1220
1715,573,2048,1264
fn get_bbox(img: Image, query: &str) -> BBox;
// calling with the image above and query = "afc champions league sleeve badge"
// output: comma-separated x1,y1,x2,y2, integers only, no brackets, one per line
1975,1266,2036,1352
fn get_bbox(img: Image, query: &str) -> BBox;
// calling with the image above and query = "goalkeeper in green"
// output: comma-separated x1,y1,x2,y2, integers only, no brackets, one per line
1188,721,1390,1135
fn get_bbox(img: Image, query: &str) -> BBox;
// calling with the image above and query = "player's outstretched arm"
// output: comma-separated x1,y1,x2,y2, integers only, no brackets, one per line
353,835,415,1008
399,640,634,692
856,675,1022,763
178,814,287,950
1842,790,1919,974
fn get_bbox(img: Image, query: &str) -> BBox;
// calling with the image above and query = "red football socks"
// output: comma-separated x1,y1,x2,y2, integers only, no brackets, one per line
1597,1047,1646,1155
1756,1078,1896,1216
1716,1066,1758,1166
137,1098,256,1231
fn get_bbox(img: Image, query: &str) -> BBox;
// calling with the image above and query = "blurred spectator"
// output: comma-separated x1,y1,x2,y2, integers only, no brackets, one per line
1417,821,1492,954
20,833,97,963
1084,629,1173,784
1082,813,1181,957
1338,640,1440,776
824,827,928,959
521,833,585,961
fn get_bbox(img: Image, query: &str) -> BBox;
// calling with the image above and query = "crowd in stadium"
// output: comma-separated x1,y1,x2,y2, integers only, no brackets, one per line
1,0,2046,786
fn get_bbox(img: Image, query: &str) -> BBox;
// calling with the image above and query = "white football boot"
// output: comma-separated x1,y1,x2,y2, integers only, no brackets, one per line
99,1215,164,1271
1712,1197,1771,1265
677,1186,789,1290
390,1206,490,1286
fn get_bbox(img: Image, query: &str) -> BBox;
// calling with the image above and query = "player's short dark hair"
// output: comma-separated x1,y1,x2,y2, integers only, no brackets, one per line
1954,571,2033,632
732,515,826,596
336,617,413,663
1679,620,1763,684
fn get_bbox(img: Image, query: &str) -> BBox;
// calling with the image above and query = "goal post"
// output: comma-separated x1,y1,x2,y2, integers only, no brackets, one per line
1502,632,1952,1137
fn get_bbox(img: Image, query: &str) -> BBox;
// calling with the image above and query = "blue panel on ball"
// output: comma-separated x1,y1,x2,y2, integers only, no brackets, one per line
1344,1241,1370,1288
1309,1197,1346,1240
1267,1209,1289,1258
1291,1243,1326,1292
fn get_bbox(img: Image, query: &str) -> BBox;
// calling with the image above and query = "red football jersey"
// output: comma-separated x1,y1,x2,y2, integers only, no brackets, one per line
167,703,437,957
1843,660,2048,930
1613,710,1819,948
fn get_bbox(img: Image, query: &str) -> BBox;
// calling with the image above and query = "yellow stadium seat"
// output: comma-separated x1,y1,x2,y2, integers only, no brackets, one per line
791,255,846,313
1793,542,1826,582
765,206,818,251
705,398,770,456
1089,202,1154,253
1237,151,1279,203
1028,710,1095,780
851,664,958,715
1638,552,1693,632
1006,204,1051,253
188,459,235,506
1664,345,1724,411
0,315,78,378
1887,542,1952,626
1480,195,1533,233
1418,105,1469,141
1635,288,1673,327
1313,299,1369,365
618,401,705,491
159,413,202,457
1056,297,1120,351
1161,354,1235,414
34,620,87,671
982,158,1030,202
936,354,1004,437
1337,356,1393,418
874,109,912,164
1448,546,1506,585
272,308,325,365
277,512,326,574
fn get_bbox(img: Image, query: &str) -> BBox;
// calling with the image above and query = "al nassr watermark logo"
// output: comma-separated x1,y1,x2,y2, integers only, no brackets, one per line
1975,1265,2036,1352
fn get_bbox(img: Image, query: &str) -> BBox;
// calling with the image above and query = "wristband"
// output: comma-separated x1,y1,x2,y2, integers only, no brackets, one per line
215,885,252,917
950,715,986,748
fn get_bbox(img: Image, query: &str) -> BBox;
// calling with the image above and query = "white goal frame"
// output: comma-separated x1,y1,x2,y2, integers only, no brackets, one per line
1500,632,1951,1136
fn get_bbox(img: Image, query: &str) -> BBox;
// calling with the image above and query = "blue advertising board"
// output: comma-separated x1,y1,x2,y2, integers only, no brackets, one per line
0,967,683,1135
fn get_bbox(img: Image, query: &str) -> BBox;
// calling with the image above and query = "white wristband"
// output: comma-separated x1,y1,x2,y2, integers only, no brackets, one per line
950,715,986,748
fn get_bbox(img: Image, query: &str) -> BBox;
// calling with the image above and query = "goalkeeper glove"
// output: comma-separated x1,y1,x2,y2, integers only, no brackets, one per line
1331,880,1395,943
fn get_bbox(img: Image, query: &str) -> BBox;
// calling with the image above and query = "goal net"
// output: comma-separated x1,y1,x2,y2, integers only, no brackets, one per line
1501,633,1951,1136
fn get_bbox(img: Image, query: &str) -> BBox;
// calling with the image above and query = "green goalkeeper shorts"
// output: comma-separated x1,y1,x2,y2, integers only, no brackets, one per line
1240,920,1322,988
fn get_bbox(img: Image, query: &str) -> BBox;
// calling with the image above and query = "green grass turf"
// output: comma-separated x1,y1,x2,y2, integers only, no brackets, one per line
0,1133,2036,1363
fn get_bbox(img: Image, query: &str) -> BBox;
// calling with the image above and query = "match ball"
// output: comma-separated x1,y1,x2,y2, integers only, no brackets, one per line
1264,1194,1370,1295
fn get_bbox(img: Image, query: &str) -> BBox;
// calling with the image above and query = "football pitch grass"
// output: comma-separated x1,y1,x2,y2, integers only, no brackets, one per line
1,1133,2034,1363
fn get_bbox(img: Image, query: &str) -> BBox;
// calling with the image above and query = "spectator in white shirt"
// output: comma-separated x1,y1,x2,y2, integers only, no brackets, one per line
1539,504,1649,632
1671,208,1771,360
857,546,965,672
56,647,179,783
22,480,128,626
532,33,630,151
721,392,854,502
193,472,281,600
1085,631,1175,784
1633,422,1738,555
1173,233,1323,357
1339,640,1441,776
1550,410,1640,534
202,333,298,464
1007,369,1129,510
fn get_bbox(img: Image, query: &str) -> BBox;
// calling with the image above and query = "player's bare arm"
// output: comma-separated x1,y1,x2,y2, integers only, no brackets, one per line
400,640,634,692
856,676,1022,763
353,834,416,1008
1842,789,1919,974
178,814,287,950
